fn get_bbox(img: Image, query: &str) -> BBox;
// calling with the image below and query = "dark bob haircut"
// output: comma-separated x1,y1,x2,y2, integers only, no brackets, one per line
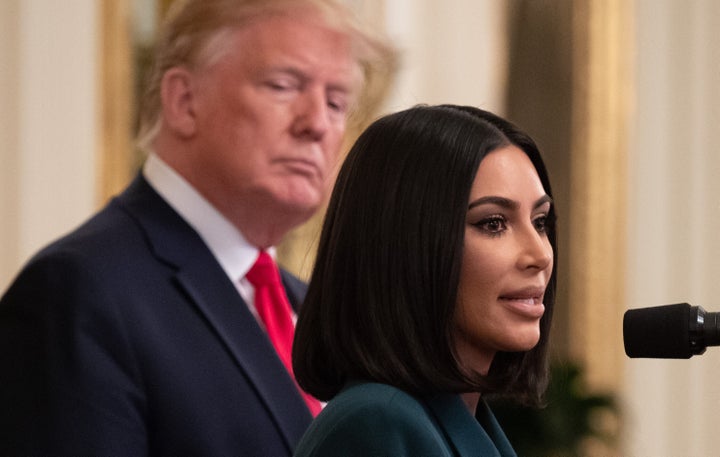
293,104,557,406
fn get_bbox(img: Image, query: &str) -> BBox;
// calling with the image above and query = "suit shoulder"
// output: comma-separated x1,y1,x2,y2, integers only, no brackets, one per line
30,200,141,261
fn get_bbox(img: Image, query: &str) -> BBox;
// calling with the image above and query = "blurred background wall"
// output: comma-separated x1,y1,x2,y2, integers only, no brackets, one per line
0,0,98,289
1,1,719,455
625,1,720,456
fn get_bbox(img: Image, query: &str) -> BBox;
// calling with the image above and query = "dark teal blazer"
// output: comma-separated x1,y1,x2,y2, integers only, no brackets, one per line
294,382,517,457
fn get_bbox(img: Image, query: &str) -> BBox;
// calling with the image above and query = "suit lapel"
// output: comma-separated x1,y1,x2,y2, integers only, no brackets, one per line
279,269,307,313
115,175,312,449
424,394,516,457
174,266,312,446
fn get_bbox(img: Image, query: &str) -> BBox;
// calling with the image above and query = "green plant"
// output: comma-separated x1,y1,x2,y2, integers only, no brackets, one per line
488,361,618,456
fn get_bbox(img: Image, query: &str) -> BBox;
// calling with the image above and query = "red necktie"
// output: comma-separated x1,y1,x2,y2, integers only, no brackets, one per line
246,251,322,416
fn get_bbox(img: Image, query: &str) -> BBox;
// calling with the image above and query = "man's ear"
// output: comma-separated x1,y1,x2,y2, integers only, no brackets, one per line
160,67,197,138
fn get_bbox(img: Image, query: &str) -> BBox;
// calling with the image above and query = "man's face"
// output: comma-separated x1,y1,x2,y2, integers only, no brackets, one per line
186,12,361,231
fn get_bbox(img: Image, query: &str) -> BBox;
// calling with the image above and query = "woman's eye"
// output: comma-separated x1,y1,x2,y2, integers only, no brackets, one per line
533,215,548,233
475,216,506,235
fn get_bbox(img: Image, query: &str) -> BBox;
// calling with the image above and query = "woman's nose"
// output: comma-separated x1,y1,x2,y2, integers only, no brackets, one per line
517,227,553,271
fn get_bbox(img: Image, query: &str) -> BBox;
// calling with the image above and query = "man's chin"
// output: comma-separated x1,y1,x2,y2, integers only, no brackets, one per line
276,194,322,222
281,185,325,213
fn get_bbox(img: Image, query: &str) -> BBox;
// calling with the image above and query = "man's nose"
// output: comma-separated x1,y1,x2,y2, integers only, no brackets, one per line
291,89,330,141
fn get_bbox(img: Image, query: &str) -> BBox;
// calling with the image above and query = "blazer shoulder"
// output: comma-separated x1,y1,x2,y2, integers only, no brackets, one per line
294,382,454,457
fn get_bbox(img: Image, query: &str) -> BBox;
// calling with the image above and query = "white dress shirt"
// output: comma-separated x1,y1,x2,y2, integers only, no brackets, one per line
142,153,275,319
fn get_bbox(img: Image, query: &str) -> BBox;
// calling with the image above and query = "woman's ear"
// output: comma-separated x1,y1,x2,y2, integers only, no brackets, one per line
160,67,197,138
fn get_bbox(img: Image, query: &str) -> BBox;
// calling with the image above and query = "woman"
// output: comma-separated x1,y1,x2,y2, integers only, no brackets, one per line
292,105,557,456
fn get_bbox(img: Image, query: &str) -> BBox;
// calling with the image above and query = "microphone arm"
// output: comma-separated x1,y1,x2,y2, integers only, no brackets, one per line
623,303,720,358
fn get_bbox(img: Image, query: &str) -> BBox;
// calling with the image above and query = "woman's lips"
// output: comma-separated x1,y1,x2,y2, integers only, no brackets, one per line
499,287,546,318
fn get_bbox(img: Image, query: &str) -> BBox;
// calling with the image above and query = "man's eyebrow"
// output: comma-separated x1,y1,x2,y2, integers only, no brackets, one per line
468,194,553,210
266,66,306,80
267,65,357,92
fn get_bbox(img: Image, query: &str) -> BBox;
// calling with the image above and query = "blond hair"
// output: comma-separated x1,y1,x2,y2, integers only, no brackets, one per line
136,0,398,149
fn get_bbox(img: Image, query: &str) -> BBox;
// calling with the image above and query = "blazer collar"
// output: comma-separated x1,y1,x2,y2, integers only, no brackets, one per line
114,174,312,450
424,393,517,457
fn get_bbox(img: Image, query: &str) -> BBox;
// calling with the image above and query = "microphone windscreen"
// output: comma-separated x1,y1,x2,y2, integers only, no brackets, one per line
623,303,692,358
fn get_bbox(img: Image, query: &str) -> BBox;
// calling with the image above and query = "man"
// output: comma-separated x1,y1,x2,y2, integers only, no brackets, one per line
0,0,395,455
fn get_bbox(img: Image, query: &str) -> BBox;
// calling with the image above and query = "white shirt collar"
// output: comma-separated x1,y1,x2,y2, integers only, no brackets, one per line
142,153,272,283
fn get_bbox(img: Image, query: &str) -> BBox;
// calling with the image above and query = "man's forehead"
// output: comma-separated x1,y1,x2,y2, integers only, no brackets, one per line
230,17,363,82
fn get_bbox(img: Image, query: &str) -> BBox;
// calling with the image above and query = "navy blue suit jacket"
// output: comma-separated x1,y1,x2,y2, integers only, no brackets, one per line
0,175,312,456
294,382,517,457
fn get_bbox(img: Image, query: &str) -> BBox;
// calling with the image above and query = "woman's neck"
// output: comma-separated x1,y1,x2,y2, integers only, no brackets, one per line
460,391,480,414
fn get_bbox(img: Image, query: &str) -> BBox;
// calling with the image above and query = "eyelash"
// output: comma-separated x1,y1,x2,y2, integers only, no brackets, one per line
265,81,347,114
533,214,549,233
475,215,506,237
328,99,347,113
473,214,549,237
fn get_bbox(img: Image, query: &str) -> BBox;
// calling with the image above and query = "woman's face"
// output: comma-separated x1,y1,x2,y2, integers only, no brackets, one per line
453,144,553,375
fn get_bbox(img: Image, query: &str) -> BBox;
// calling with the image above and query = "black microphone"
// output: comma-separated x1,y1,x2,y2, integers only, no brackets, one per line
623,303,720,358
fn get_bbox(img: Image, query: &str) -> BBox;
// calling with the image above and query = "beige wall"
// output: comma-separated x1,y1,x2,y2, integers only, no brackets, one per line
0,1,99,293
382,0,509,114
0,0,21,289
624,0,720,455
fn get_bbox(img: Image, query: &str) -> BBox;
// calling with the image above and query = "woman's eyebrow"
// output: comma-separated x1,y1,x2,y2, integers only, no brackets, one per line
468,196,516,210
534,195,554,209
468,194,553,210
